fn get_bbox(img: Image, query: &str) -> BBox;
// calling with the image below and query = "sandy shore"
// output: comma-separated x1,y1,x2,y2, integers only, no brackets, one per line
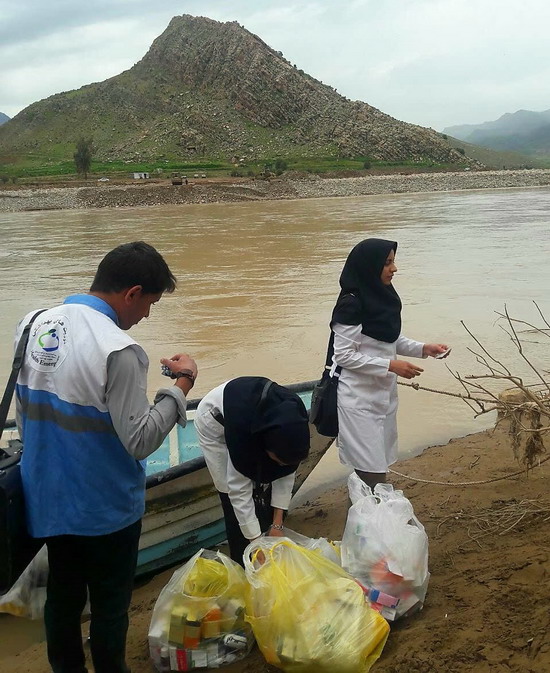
1,169,550,212
2,423,549,673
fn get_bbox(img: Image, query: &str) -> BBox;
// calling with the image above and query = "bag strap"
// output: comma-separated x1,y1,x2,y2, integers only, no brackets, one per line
324,292,357,377
257,379,274,413
323,331,342,377
0,310,47,441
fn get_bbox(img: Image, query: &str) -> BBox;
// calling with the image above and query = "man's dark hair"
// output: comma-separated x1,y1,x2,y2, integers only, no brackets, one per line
90,241,177,294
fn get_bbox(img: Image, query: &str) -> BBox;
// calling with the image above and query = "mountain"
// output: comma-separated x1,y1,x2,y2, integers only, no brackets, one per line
0,15,469,166
444,109,550,157
0,112,10,126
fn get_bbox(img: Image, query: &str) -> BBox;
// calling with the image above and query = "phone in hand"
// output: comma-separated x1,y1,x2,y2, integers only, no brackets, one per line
435,348,452,359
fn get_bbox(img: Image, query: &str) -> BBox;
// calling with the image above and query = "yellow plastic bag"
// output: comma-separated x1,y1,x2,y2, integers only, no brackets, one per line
148,549,254,671
244,538,389,673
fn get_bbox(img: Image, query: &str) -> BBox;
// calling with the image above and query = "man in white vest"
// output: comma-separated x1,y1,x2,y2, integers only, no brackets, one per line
15,241,197,673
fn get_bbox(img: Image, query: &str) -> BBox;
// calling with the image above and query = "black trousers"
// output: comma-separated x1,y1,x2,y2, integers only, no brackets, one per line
218,490,273,566
43,519,142,673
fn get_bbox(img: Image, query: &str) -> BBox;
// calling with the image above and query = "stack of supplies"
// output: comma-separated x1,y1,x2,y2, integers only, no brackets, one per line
244,537,389,673
342,478,430,621
148,549,254,671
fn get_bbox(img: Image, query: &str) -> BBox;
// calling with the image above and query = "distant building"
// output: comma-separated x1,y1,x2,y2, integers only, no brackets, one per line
132,172,150,179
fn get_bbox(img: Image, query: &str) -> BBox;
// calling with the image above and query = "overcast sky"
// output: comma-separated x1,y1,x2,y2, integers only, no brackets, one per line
1,0,549,131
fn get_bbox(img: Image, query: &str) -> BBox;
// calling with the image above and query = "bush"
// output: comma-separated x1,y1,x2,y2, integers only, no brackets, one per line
363,160,372,170
274,159,288,174
0,175,9,184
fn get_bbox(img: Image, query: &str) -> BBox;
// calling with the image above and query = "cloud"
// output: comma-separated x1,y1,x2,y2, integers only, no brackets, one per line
1,0,549,129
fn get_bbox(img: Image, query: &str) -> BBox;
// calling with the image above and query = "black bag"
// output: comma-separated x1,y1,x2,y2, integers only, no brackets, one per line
309,331,341,437
0,310,45,595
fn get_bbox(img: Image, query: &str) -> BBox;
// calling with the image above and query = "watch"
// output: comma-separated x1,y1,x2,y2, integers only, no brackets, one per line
172,369,195,384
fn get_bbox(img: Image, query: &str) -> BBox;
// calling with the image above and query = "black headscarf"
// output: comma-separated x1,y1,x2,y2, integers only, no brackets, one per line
331,238,402,343
223,377,310,484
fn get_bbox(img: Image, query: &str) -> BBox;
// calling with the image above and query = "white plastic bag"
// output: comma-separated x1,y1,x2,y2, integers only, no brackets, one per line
347,472,371,505
341,479,429,621
0,546,91,621
148,549,254,671
0,546,48,619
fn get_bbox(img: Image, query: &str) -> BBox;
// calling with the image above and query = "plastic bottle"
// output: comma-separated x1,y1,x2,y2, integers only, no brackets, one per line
159,645,170,672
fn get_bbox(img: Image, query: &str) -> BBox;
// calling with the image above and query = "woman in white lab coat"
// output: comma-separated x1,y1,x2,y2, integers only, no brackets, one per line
194,376,310,565
331,238,449,491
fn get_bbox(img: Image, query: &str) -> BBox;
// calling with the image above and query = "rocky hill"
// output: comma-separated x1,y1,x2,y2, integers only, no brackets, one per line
0,112,9,126
444,109,550,157
0,15,469,165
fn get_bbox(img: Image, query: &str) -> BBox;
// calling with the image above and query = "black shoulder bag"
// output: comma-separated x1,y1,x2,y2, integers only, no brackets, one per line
0,310,46,595
309,330,342,437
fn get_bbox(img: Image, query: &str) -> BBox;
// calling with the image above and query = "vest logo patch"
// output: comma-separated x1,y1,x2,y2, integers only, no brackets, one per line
29,317,69,371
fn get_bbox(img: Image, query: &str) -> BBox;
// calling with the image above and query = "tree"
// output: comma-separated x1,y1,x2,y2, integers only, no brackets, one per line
274,158,288,175
73,137,94,179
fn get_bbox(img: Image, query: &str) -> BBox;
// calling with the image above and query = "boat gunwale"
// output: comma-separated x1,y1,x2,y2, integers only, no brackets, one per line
3,380,320,490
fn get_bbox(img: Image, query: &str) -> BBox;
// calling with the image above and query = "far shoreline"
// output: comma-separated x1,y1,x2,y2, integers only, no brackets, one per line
1,168,550,213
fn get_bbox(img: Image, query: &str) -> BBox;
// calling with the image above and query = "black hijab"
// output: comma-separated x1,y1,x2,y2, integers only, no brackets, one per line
223,377,310,484
331,238,402,343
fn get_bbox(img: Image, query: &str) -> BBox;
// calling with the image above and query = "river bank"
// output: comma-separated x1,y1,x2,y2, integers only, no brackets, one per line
1,168,550,212
2,423,549,673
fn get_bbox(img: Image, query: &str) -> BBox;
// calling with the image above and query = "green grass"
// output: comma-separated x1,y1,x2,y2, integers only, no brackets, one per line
0,153,466,183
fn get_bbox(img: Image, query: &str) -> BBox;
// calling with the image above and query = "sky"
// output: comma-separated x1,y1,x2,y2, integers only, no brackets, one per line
1,0,549,131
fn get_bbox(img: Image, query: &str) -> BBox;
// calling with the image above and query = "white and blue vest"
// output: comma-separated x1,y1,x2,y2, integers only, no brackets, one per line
16,295,148,537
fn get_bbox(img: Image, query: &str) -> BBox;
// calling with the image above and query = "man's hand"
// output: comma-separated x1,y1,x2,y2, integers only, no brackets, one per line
160,353,198,395
388,360,424,379
422,343,450,358
160,353,198,378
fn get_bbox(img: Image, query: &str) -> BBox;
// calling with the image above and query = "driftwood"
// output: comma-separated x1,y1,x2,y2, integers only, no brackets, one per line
399,302,550,469
450,302,549,469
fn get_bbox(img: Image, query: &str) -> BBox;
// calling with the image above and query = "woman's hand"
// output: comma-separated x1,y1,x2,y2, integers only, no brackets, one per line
423,343,450,358
389,360,424,379
267,524,285,538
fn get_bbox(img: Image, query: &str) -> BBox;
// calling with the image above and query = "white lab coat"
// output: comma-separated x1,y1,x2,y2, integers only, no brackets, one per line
194,382,295,540
332,322,425,472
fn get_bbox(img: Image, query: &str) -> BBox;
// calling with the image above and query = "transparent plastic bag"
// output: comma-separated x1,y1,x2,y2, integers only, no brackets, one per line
342,479,430,621
0,545,48,619
281,527,341,566
347,472,371,505
244,537,389,673
148,549,254,671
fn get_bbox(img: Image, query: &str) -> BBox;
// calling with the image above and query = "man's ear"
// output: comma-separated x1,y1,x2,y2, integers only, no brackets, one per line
123,285,143,304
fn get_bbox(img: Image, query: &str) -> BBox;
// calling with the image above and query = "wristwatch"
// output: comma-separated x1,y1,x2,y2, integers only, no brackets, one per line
172,369,195,384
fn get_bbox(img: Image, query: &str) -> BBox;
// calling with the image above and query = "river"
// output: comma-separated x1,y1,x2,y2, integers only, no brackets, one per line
2,187,549,450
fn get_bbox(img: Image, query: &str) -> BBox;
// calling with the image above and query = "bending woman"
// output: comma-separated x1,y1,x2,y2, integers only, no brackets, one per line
331,238,449,491
194,376,310,564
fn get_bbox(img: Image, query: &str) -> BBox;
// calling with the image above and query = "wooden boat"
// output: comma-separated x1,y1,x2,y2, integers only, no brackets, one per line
2,381,333,578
